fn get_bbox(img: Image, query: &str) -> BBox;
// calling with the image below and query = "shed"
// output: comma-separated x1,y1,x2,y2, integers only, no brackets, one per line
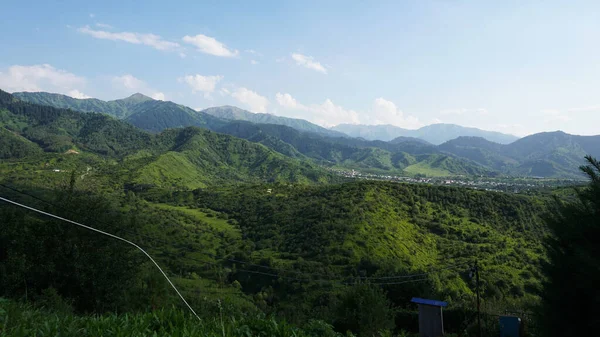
411,297,448,337
499,316,521,337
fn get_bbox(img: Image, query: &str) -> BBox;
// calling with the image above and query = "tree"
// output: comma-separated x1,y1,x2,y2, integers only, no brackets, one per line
541,155,600,336
333,283,395,337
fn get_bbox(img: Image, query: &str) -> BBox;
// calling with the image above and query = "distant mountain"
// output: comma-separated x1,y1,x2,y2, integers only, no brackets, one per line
12,91,154,119
11,90,599,178
13,91,226,133
332,124,409,142
440,132,600,178
333,123,519,144
216,121,489,176
202,105,346,137
0,89,336,187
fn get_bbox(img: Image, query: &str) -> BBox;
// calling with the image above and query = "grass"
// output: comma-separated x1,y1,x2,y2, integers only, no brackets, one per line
151,203,240,239
0,298,347,337
403,162,452,177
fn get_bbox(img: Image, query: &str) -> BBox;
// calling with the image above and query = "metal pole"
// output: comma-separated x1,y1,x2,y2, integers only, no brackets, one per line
476,261,482,337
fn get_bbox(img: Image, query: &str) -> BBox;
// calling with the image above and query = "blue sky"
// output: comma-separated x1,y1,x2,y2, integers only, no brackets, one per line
1,0,599,136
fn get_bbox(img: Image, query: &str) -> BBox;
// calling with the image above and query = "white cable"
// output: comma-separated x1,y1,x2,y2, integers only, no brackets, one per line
0,195,201,321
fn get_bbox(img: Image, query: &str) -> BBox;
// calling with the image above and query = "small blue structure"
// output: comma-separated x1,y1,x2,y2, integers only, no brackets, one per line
411,297,448,337
499,316,521,337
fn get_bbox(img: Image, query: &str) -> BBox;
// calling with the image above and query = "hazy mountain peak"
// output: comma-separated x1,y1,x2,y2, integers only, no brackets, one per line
117,93,154,104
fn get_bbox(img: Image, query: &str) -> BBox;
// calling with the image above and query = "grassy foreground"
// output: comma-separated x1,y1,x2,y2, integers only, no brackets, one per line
0,298,355,337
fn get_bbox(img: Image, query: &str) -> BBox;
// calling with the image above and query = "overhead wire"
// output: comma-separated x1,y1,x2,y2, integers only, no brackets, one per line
0,183,468,286
0,195,201,322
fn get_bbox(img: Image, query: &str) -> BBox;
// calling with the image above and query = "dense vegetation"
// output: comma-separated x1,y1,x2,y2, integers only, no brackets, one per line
0,90,337,187
14,90,598,179
2,89,598,335
540,156,600,336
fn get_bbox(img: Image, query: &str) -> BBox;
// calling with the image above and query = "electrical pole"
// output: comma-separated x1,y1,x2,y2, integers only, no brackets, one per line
475,261,482,337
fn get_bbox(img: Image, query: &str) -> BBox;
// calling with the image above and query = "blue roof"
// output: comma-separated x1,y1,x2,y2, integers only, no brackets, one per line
411,297,448,307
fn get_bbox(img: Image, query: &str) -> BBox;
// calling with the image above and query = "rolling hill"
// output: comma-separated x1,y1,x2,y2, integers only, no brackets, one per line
333,123,519,144
10,89,598,178
0,89,337,187
439,132,600,178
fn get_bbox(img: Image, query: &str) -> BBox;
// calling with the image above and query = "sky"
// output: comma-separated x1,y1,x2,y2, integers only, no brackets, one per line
1,0,599,136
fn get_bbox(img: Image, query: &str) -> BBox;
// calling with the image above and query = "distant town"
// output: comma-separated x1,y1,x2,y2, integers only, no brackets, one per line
329,168,584,193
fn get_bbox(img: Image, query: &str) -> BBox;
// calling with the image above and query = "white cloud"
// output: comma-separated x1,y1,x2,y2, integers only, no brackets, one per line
179,52,187,58
367,98,422,128
274,93,422,128
219,88,231,96
89,13,95,18
95,23,113,29
182,34,238,57
251,60,259,65
0,64,87,96
232,88,269,113
151,92,165,101
113,74,145,90
291,53,327,74
179,74,223,98
68,89,91,99
112,74,165,100
78,26,180,51
275,92,359,126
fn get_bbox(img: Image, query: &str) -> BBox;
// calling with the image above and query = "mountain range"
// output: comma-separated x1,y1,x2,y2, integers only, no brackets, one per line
0,90,337,188
332,123,520,144
8,90,599,179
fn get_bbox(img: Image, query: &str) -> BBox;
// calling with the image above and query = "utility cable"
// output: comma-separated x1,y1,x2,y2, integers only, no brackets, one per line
0,195,201,321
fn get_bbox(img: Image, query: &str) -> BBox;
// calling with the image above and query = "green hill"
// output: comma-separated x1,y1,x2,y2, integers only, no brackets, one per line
440,133,600,178
0,90,337,187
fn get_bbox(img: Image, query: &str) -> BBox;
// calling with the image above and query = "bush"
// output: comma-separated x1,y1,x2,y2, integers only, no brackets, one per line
333,283,395,337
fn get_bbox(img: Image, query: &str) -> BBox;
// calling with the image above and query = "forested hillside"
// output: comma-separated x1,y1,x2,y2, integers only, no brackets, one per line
440,133,600,179
0,90,337,187
12,90,598,179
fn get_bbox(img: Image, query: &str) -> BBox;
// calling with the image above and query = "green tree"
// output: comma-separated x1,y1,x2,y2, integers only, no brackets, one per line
333,283,395,337
541,155,600,336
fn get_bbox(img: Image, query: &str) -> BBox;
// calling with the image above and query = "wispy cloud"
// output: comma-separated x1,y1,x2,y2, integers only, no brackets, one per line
95,23,113,29
250,60,259,65
78,25,180,51
275,93,359,126
179,74,223,98
291,53,327,74
182,34,238,57
112,74,165,100
0,64,88,97
275,93,422,128
232,88,269,113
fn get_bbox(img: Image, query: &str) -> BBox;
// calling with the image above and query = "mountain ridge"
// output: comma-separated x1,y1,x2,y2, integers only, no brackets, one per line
333,122,519,144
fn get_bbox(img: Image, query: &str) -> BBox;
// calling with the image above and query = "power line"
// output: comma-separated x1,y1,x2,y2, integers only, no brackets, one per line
0,195,201,322
0,183,466,285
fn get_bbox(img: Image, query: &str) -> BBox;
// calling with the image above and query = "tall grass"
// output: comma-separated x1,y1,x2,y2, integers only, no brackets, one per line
0,298,351,337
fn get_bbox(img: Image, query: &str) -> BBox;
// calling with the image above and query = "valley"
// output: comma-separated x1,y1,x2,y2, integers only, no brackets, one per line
0,88,595,336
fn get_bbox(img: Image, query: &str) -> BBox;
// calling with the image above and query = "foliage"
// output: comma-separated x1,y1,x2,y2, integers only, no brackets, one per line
540,155,600,336
0,299,345,337
333,283,395,337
